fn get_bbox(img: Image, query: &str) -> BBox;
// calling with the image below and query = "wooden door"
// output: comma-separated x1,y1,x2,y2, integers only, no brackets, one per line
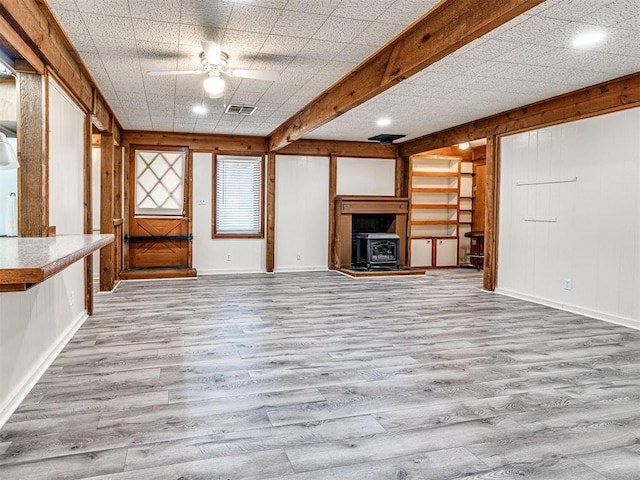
127,146,190,270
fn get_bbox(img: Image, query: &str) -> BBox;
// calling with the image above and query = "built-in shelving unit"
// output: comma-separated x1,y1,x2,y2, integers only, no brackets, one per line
458,161,474,266
408,155,461,268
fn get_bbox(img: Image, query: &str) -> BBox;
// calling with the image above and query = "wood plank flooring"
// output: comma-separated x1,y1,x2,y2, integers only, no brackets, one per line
2,269,640,479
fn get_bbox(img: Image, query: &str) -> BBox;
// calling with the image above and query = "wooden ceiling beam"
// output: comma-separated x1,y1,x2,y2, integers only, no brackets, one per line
268,0,545,152
277,139,398,158
122,131,269,154
399,72,640,156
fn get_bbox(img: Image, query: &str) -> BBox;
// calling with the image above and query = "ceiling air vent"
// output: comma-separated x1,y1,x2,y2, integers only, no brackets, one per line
225,104,257,116
368,134,406,145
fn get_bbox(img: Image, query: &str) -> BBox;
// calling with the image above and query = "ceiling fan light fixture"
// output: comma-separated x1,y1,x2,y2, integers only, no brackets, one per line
203,75,225,95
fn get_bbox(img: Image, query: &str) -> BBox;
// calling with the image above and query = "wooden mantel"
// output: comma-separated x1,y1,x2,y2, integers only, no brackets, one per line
0,234,114,292
333,196,409,269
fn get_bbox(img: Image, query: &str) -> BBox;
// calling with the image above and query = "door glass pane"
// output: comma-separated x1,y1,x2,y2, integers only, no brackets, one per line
135,150,185,216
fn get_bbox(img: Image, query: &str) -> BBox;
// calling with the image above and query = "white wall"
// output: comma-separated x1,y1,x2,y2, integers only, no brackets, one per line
192,152,266,274
275,155,329,272
497,108,640,328
0,137,18,236
336,157,396,196
0,79,87,426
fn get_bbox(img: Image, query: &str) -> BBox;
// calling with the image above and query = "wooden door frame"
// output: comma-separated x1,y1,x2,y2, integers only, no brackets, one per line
125,144,192,271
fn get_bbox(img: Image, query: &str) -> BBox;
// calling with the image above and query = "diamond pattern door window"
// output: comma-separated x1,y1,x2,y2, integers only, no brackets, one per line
135,150,186,216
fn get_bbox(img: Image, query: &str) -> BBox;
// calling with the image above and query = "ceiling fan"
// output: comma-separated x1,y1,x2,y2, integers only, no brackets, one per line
146,41,280,98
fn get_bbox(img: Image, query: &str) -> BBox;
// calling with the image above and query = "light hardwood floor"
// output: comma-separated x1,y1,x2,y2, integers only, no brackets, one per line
1,270,640,479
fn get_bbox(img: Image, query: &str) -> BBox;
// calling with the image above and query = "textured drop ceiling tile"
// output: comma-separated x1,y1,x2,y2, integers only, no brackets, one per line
133,19,180,44
48,0,79,10
227,5,282,34
234,78,272,93
75,0,130,15
537,0,609,21
179,25,225,46
333,0,394,21
249,56,294,73
338,43,378,63
180,1,234,28
313,17,370,43
277,71,314,85
51,8,88,34
229,90,263,104
130,1,181,21
427,56,487,76
68,33,97,54
323,59,357,76
176,44,205,70
260,85,299,103
377,0,438,25
495,16,572,45
460,39,522,60
222,30,268,55
583,5,633,27
599,29,640,54
297,39,346,60
92,36,136,57
285,56,330,74
353,21,403,47
285,0,340,15
260,35,308,57
271,10,328,38
81,13,135,39
175,76,207,96
304,71,343,87
493,43,558,65
136,41,179,61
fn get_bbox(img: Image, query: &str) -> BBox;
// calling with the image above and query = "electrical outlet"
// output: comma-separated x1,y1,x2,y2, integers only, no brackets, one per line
226,254,231,262
296,254,301,261
563,278,572,291
198,199,206,205
70,291,75,306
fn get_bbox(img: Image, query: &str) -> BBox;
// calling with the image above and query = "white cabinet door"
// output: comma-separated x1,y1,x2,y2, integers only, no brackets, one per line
410,238,432,267
435,238,458,266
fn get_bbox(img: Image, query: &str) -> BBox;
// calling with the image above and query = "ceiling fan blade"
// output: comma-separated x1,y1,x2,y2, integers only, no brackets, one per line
201,41,222,65
226,69,280,82
146,70,204,76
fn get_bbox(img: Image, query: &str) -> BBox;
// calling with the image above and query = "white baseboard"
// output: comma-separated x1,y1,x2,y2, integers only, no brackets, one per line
197,268,267,276
0,311,89,429
274,266,329,273
495,288,640,331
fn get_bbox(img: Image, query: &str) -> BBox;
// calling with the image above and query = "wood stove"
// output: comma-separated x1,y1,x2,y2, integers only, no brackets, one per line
355,233,400,270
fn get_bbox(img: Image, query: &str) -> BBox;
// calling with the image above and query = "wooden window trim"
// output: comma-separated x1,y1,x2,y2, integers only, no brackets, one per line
212,154,265,239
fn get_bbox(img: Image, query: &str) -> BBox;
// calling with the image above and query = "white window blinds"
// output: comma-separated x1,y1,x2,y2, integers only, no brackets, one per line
215,155,263,235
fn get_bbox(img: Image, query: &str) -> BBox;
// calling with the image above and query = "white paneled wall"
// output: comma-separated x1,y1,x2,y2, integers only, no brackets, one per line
192,152,266,274
0,79,87,426
0,138,18,236
336,157,396,196
498,108,640,328
275,155,329,271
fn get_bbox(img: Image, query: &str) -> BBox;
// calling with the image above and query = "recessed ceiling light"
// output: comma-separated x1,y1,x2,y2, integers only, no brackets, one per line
458,142,470,150
193,105,207,114
572,31,606,49
376,117,391,127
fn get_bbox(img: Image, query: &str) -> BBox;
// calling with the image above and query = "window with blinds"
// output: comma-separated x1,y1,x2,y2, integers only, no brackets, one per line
214,155,263,237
